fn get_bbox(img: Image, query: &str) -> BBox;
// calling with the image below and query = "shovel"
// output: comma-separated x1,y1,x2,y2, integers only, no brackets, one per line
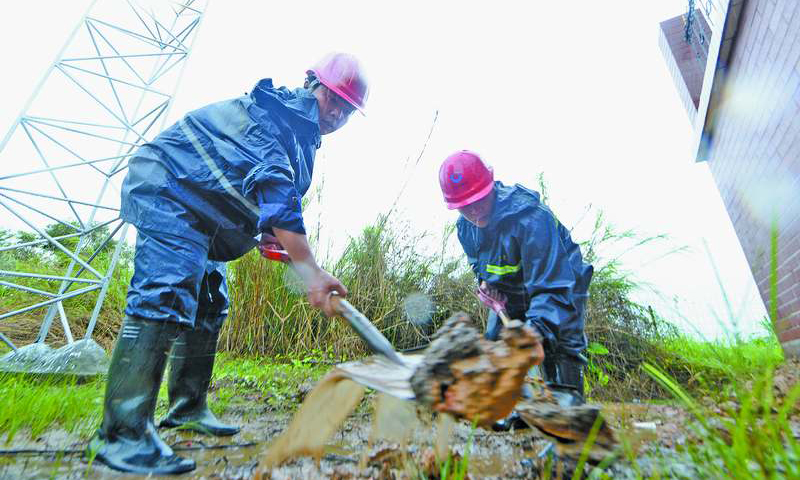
258,244,406,367
329,293,406,366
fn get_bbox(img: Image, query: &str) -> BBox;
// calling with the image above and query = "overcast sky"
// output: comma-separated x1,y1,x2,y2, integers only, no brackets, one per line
0,0,769,339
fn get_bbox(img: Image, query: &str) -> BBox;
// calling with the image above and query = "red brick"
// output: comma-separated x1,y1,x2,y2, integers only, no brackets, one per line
779,325,800,343
776,316,798,333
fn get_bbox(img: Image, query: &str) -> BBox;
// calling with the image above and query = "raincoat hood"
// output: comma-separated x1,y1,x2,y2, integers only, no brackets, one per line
249,79,321,139
485,181,540,229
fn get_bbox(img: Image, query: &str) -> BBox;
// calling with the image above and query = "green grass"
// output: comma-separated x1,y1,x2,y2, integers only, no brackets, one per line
0,223,133,349
0,355,325,445
210,353,328,412
636,363,800,479
658,331,784,395
0,374,105,443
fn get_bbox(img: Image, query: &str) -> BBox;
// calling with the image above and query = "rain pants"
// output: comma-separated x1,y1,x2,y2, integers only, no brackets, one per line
121,79,321,326
456,181,593,358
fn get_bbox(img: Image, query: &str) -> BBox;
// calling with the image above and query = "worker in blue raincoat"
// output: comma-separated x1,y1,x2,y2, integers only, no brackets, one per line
438,150,593,431
87,53,369,475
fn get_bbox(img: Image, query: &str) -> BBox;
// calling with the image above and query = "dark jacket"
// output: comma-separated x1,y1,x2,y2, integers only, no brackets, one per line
121,79,320,261
456,181,593,355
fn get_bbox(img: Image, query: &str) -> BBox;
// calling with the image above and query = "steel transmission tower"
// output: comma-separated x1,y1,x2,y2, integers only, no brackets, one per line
0,0,207,375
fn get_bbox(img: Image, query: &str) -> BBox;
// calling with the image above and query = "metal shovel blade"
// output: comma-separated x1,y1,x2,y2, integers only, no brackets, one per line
331,295,406,367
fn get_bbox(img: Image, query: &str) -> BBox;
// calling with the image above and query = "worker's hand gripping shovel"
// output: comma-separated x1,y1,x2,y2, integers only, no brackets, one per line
258,242,405,367
476,281,512,326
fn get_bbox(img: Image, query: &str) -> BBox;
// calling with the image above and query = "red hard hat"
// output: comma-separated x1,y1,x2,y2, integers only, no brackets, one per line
309,52,369,115
439,150,494,209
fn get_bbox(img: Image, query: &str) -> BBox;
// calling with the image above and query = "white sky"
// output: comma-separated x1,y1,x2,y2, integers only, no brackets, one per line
0,0,769,339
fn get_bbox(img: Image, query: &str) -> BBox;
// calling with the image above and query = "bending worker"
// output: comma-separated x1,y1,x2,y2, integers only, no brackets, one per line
88,53,368,475
438,150,593,430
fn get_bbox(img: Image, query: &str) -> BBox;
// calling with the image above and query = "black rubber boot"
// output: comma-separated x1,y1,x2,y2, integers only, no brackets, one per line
158,317,239,436
87,316,195,475
491,411,529,432
542,353,586,407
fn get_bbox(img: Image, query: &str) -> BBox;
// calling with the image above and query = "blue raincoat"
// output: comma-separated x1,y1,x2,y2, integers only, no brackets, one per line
457,182,593,358
120,79,321,326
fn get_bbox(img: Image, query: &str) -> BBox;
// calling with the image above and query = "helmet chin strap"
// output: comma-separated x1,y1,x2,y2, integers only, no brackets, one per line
304,70,322,91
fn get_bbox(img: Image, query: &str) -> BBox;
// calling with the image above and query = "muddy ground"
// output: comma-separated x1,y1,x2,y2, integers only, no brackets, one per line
0,397,701,480
2,359,798,479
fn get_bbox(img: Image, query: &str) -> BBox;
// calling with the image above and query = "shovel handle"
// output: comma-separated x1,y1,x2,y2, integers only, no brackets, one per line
497,309,512,327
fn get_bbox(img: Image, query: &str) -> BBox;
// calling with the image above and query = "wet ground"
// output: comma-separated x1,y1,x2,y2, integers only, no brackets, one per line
3,358,798,479
0,388,574,480
0,397,685,480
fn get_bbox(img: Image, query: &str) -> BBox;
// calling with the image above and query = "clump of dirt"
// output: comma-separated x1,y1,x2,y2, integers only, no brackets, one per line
410,313,541,427
254,372,365,475
516,400,617,463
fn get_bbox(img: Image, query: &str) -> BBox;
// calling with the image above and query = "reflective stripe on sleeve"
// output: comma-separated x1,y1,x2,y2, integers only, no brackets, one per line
486,264,520,275
179,119,260,216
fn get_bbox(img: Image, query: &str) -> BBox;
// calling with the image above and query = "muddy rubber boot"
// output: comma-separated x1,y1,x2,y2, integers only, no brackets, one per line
491,411,529,432
87,317,195,475
542,353,586,407
158,318,239,436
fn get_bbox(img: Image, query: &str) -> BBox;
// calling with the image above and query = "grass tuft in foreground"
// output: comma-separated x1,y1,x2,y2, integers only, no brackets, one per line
0,374,105,443
640,361,800,479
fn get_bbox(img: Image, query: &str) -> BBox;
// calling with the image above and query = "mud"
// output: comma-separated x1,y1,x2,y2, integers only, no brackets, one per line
255,372,365,472
4,359,797,478
0,394,554,480
409,314,541,427
0,396,761,480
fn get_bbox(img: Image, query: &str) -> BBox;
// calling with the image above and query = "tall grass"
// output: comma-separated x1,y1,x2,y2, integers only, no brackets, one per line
221,216,479,358
2,198,781,407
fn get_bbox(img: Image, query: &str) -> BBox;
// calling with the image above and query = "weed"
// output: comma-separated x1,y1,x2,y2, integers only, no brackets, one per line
642,362,800,479
0,374,104,443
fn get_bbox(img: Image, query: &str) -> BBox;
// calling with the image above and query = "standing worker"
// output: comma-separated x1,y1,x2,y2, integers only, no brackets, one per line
88,53,369,474
438,150,593,430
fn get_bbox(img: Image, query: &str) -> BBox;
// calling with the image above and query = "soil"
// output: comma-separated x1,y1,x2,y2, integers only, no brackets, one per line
1,362,798,479
0,399,550,480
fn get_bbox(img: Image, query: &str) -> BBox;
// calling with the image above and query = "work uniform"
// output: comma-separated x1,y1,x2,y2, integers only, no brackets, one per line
456,181,593,361
121,78,321,328
90,52,368,475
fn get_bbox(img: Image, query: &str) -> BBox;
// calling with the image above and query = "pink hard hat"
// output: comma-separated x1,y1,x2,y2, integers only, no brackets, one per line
438,150,494,209
309,52,369,115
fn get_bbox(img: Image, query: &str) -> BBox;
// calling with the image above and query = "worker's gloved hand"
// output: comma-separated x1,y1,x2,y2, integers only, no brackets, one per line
306,269,348,317
476,280,507,313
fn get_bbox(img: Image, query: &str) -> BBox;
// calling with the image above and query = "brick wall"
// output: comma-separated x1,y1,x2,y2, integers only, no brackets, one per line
703,0,800,355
